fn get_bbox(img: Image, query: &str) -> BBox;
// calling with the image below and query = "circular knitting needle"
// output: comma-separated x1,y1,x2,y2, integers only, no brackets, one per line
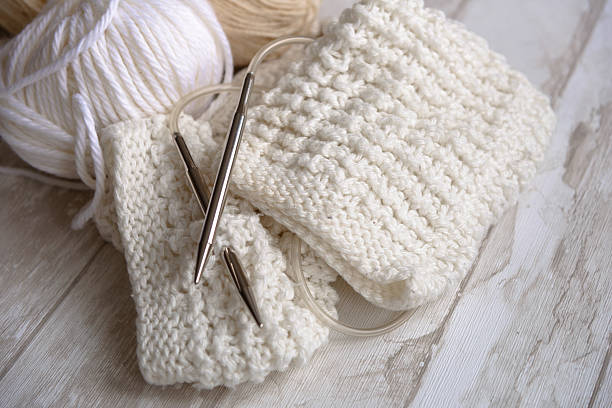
196,36,314,283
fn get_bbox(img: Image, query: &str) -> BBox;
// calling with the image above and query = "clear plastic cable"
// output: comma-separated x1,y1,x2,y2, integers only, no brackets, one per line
288,234,412,337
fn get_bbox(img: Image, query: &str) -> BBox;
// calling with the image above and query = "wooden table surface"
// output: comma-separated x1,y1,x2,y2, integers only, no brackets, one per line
1,0,611,407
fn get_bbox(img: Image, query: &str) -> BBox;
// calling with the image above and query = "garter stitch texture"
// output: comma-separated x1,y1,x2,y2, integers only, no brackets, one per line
217,0,555,310
95,0,554,387
94,51,339,388
95,114,338,387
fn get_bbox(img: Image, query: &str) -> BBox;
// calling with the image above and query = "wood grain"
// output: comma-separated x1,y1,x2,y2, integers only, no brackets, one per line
0,142,105,379
0,0,610,406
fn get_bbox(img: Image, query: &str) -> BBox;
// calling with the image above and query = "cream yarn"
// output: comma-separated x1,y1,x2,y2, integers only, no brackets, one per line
0,0,46,35
0,0,232,228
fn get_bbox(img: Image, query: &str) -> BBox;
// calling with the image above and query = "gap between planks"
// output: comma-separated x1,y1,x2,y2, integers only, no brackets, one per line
544,0,608,107
588,333,611,408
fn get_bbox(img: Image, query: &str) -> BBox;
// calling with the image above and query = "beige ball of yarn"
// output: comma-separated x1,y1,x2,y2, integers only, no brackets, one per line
0,0,46,35
209,0,321,67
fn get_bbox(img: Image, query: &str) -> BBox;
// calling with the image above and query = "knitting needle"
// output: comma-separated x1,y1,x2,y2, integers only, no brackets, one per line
173,132,210,215
222,247,263,327
173,131,263,327
195,72,255,282
173,133,215,282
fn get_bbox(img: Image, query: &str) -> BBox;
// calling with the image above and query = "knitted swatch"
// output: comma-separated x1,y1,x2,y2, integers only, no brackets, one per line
210,0,555,310
95,114,338,387
95,0,554,387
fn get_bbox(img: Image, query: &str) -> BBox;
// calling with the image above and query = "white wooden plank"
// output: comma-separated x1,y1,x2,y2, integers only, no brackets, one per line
0,143,105,377
452,0,607,107
318,0,355,21
410,2,612,406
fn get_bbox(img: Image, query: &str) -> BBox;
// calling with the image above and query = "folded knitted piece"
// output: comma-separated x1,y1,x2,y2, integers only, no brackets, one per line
211,0,555,310
94,42,342,387
95,113,339,387
94,0,554,388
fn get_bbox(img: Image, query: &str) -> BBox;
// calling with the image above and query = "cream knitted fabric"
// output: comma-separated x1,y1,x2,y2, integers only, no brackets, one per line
94,0,555,387
211,0,555,310
95,114,338,387
93,44,341,387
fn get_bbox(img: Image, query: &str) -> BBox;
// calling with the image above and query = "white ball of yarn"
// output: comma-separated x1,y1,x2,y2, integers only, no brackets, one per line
0,0,233,227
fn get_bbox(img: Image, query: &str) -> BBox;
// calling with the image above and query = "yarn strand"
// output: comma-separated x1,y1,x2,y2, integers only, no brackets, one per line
71,93,105,229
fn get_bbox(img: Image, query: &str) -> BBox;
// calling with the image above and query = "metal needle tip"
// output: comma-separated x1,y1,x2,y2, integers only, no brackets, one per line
194,233,213,284
222,247,264,328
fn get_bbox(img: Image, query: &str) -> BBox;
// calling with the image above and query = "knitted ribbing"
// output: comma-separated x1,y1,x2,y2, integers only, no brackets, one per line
212,0,555,310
